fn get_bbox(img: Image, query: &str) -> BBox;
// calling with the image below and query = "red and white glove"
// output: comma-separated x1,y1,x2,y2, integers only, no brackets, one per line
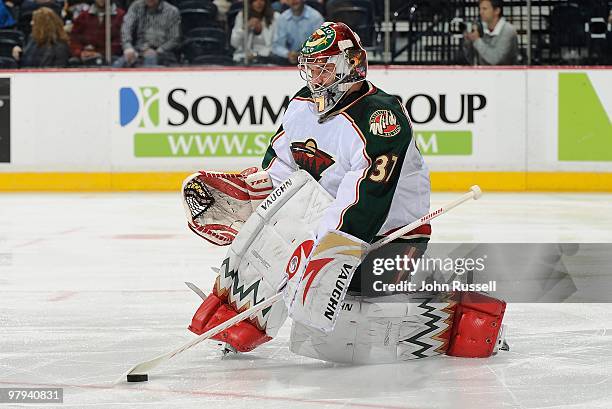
182,167,273,246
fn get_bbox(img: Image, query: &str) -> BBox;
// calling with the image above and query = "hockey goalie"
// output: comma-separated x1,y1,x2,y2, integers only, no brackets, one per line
181,22,507,364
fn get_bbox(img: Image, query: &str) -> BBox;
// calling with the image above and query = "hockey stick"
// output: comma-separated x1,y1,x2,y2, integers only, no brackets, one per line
115,292,284,384
117,185,482,383
370,185,482,251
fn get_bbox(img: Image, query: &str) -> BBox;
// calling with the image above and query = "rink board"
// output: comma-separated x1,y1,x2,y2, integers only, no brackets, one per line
0,66,610,191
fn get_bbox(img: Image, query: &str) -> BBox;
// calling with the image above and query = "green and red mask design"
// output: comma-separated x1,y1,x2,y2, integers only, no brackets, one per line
301,23,337,56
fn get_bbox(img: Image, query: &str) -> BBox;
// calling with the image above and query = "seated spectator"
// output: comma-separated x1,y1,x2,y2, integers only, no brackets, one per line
0,0,16,28
271,0,322,65
114,0,180,67
12,6,70,67
70,0,125,65
463,0,518,65
231,0,278,63
64,0,93,28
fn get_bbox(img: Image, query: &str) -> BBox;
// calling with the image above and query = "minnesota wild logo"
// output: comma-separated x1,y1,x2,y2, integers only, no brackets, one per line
369,110,401,137
290,139,335,181
301,24,336,55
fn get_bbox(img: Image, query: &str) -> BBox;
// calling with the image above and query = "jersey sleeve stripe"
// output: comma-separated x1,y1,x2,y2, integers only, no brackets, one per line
334,112,372,232
261,129,285,170
262,156,276,171
271,130,285,144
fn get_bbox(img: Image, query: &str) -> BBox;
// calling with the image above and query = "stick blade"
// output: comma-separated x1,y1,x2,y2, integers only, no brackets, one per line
114,354,169,384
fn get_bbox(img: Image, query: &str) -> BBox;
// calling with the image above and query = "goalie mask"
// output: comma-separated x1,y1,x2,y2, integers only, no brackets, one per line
298,22,367,117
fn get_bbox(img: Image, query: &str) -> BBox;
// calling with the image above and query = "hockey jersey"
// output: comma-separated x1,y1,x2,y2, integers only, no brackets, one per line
262,81,431,244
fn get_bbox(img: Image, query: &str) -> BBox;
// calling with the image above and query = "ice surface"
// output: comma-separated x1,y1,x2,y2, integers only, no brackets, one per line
1,192,611,409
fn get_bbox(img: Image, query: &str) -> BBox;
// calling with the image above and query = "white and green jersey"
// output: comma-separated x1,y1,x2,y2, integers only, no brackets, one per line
262,81,431,243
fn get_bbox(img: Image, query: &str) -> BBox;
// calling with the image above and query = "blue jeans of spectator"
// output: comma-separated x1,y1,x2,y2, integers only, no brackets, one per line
112,53,159,68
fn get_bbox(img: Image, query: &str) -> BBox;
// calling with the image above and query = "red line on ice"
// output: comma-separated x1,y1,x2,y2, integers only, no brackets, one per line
110,234,178,240
0,380,415,409
47,291,78,302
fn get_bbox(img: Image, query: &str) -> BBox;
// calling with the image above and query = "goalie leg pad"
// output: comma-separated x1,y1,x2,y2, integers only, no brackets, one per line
290,292,507,363
290,293,452,364
186,170,332,353
446,292,506,358
203,170,332,351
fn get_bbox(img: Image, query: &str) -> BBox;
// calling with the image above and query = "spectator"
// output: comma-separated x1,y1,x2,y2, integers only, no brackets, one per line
12,7,70,67
64,0,93,27
231,0,278,63
463,0,518,65
214,0,231,21
114,0,180,67
70,0,125,65
0,0,16,28
270,0,288,13
271,0,322,65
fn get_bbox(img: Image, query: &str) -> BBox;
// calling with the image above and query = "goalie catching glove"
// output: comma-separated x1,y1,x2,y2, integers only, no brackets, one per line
182,167,273,246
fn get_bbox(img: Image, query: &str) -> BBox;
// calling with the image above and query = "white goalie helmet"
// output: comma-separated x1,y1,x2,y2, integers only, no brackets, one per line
298,22,368,117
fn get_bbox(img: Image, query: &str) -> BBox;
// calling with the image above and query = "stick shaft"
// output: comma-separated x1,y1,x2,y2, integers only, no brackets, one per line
120,293,282,380
371,189,478,251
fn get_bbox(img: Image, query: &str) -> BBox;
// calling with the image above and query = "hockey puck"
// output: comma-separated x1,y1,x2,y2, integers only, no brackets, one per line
127,373,148,382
